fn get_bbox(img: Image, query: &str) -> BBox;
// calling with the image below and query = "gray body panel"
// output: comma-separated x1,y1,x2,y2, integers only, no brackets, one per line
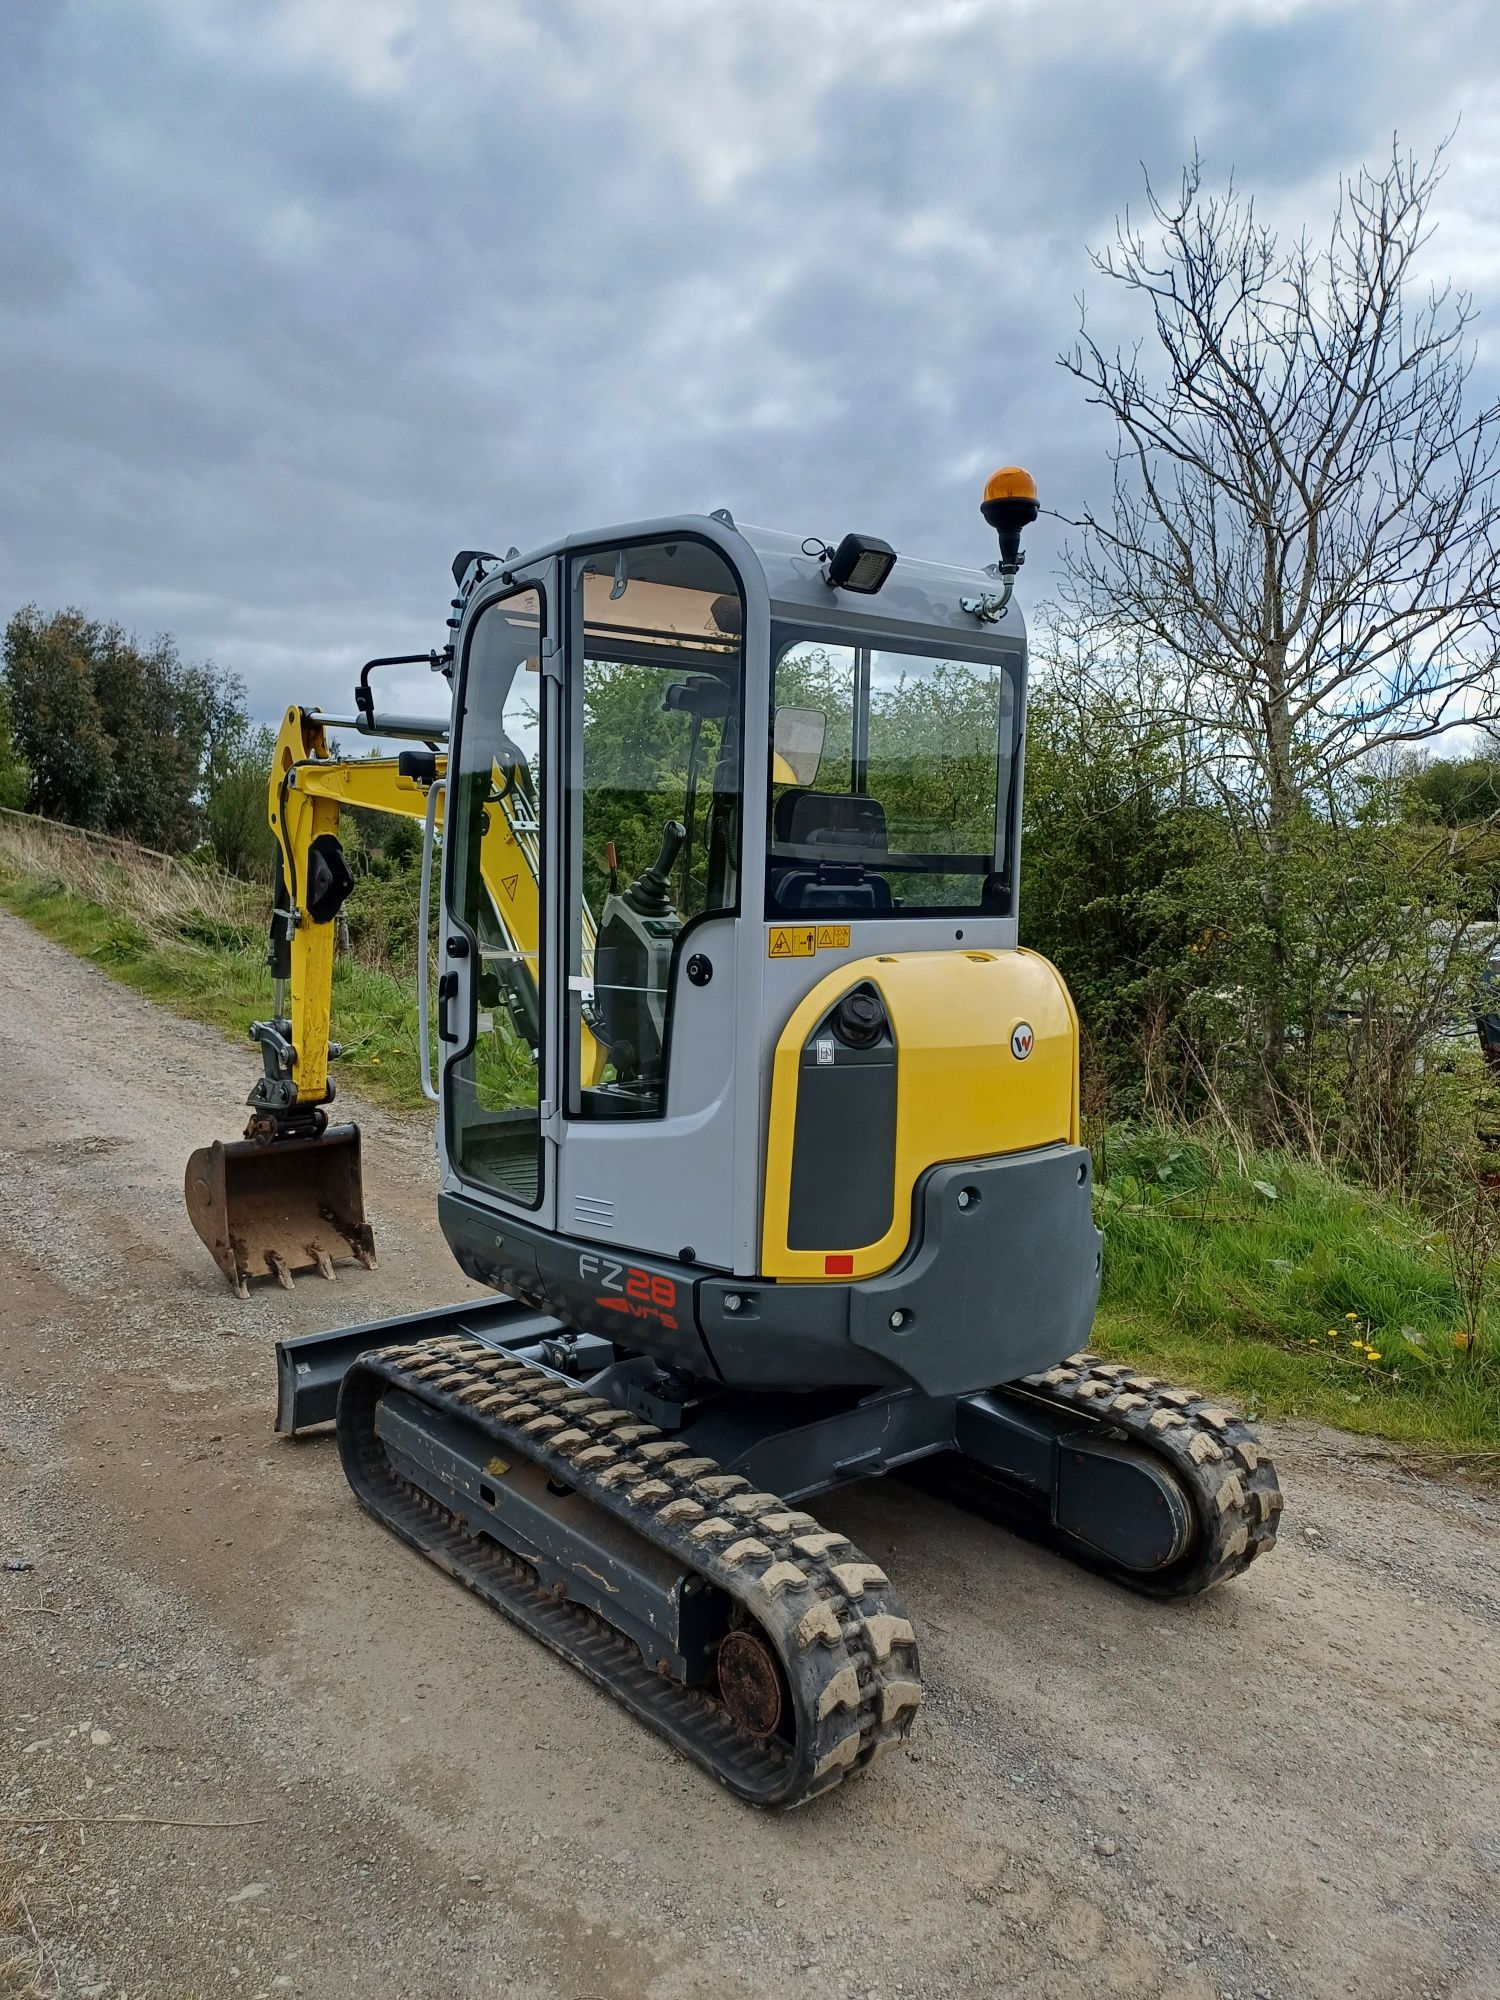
700,1145,1102,1396
437,1141,1100,1399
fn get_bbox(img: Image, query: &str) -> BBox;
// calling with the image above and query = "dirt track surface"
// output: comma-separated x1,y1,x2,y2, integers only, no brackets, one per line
2,909,1498,2000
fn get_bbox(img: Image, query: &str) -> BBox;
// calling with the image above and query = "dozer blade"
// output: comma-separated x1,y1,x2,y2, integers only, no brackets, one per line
184,1124,376,1298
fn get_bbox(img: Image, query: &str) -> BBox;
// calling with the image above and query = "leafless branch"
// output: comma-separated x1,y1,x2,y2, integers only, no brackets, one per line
1057,138,1500,835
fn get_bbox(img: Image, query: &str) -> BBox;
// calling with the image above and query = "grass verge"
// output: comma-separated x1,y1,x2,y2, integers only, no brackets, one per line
1091,1128,1499,1461
2,813,1496,1465
0,816,432,1120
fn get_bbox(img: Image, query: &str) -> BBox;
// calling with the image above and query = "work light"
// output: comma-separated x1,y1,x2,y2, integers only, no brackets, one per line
825,532,897,594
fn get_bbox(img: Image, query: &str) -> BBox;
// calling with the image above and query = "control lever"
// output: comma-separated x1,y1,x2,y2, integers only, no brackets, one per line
624,820,686,917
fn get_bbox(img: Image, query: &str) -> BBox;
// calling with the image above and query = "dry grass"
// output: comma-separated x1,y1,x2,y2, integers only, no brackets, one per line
0,808,260,951
0,1857,56,2000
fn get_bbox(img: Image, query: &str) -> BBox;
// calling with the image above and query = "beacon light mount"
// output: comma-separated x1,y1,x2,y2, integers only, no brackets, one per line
962,466,1039,624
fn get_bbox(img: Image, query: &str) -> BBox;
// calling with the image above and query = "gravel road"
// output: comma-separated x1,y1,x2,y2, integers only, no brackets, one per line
2,909,1498,2000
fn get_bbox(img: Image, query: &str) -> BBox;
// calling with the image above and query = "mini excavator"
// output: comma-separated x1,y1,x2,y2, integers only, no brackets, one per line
194,473,1283,1807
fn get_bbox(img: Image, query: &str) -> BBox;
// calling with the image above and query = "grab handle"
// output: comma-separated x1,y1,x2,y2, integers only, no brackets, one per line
416,775,442,1104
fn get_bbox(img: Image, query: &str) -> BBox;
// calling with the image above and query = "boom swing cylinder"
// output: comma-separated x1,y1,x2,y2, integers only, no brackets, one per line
210,474,1280,1806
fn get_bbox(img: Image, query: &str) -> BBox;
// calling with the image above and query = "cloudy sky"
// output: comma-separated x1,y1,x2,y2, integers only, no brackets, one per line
3,0,1498,727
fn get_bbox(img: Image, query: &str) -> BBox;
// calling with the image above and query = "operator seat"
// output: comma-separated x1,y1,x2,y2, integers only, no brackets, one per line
770,790,893,912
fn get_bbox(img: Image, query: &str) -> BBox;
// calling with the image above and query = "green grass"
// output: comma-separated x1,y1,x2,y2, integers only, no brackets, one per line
1091,1128,1500,1461
3,833,1497,1466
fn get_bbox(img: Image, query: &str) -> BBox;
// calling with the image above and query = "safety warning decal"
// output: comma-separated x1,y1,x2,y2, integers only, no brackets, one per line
767,924,851,960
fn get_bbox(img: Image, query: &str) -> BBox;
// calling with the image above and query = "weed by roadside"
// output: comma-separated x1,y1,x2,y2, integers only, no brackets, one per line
0,813,435,1121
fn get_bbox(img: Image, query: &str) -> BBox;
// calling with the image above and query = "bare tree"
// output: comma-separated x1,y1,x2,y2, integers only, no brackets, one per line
1062,140,1499,814
1060,139,1500,1076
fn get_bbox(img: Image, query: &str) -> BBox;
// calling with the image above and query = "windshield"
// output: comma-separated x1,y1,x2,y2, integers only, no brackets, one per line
767,630,1020,918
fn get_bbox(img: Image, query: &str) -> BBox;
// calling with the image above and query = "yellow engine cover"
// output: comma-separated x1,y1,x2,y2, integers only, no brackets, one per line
761,948,1080,1280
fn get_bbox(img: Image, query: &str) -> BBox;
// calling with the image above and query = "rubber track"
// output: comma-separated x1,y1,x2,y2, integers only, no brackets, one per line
336,1334,922,1808
1017,1352,1284,1595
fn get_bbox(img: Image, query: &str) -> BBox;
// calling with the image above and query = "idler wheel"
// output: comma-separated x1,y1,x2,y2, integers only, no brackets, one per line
717,1625,788,1739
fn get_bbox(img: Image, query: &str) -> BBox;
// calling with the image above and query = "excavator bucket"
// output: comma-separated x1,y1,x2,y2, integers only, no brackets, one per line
184,1125,376,1298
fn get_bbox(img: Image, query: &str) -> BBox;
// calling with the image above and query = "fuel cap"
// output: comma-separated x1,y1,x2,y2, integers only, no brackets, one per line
832,989,884,1048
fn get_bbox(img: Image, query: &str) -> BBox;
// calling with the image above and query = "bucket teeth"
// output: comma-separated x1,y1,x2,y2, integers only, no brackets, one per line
184,1127,374,1294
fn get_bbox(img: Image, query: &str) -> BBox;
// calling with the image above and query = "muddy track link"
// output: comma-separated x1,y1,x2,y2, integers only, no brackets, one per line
1016,1352,1283,1594
336,1335,922,1808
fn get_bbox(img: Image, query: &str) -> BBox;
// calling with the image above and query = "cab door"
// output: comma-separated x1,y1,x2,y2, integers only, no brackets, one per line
555,533,748,1267
440,567,559,1231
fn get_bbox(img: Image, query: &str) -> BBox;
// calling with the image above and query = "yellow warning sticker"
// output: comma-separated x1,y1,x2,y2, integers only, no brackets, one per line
768,925,850,959
767,926,816,959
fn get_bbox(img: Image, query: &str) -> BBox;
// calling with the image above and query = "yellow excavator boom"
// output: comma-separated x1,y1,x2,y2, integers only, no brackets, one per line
186,702,582,1294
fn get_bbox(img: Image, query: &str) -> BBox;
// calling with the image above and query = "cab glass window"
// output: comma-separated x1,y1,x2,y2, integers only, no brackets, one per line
567,540,744,1119
767,632,1018,918
446,587,546,1205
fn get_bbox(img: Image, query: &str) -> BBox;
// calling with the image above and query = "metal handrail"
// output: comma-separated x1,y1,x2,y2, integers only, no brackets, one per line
416,776,443,1105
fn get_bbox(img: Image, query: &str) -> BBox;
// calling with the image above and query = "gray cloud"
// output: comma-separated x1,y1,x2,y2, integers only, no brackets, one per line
1,0,1495,724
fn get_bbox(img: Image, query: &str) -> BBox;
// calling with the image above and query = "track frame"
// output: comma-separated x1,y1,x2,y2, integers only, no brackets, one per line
338,1336,924,1807
279,1312,1280,1591
275,1312,1280,1807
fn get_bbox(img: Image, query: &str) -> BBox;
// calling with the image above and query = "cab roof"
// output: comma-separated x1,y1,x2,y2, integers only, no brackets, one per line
468,511,1026,656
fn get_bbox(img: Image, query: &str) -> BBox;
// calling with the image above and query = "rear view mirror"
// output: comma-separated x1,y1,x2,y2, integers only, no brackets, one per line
773,707,826,788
